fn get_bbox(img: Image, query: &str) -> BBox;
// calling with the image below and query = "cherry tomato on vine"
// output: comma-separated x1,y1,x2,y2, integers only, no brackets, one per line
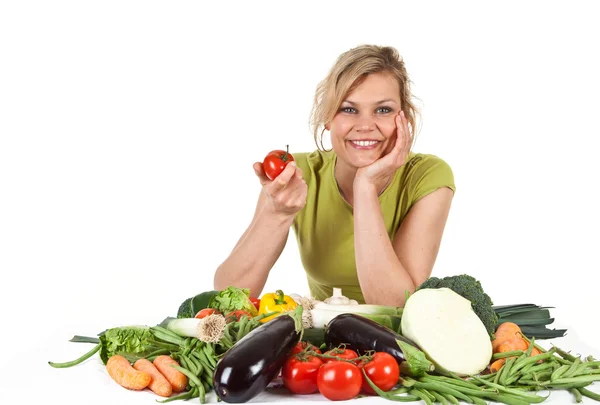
359,352,400,395
322,347,359,363
317,361,362,401
282,354,323,395
262,145,294,180
291,341,322,355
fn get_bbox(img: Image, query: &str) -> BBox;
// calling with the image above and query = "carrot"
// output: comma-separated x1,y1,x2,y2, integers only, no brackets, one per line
492,322,523,352
134,358,173,397
153,355,188,393
106,355,151,391
490,358,506,373
497,338,529,354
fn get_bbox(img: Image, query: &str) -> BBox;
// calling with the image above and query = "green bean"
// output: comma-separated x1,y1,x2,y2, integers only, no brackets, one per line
550,364,571,381
156,390,194,403
411,381,473,403
222,323,235,345
579,387,600,401
521,361,556,376
471,396,487,405
178,354,195,376
188,355,204,377
170,364,204,388
492,350,526,360
546,374,600,385
423,375,479,390
48,342,101,368
361,370,420,402
236,315,249,340
510,351,558,376
203,344,217,368
192,351,214,374
570,387,583,403
562,356,582,379
201,369,213,388
500,357,517,386
471,376,548,403
553,345,578,362
198,379,206,404
409,388,433,405
441,393,460,405
387,387,410,395
430,390,449,405
524,337,535,357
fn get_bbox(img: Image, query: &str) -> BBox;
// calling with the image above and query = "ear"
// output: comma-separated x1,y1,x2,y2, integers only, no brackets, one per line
324,123,330,131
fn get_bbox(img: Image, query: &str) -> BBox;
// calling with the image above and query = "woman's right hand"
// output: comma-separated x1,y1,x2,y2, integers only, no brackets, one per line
253,161,307,217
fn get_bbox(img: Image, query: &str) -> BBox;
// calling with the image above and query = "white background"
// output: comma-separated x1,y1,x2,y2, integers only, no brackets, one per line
1,1,599,404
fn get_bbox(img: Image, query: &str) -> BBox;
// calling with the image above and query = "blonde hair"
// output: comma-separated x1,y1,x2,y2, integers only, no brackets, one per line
310,45,421,150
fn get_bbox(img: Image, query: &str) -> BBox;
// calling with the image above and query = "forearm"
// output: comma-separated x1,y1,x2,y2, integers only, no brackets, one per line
353,183,416,306
213,207,294,296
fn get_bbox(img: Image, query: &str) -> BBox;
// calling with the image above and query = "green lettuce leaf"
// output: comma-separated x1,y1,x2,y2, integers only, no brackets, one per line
98,326,161,364
209,286,258,316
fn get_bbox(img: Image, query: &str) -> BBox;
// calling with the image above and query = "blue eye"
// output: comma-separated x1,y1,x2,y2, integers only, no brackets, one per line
376,107,392,114
341,107,356,113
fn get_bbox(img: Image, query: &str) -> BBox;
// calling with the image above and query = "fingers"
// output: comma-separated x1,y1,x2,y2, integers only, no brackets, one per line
268,161,298,193
263,162,307,215
395,113,406,152
400,110,413,150
253,162,270,186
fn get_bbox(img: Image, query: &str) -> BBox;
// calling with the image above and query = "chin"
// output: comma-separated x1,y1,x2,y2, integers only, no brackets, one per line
349,155,379,168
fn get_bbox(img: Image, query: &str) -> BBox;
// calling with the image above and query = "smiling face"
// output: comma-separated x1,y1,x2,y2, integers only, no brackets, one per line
329,72,401,170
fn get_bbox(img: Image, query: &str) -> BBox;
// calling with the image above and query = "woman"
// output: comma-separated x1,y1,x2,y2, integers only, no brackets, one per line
213,45,455,306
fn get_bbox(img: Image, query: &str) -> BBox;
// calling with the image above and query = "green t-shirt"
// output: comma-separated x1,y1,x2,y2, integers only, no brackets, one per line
292,149,456,304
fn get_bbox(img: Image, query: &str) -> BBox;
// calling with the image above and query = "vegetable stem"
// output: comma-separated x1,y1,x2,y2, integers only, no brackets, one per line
48,342,101,368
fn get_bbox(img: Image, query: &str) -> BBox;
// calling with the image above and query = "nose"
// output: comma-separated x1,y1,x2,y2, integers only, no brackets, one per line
355,113,375,132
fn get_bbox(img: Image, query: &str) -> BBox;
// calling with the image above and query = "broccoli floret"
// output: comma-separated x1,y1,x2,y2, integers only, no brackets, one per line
177,297,193,318
416,274,498,336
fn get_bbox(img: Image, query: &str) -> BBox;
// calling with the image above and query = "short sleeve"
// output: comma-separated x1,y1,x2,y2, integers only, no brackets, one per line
406,154,456,204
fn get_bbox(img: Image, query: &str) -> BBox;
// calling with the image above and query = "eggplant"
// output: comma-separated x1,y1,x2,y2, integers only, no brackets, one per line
213,307,303,403
324,313,434,376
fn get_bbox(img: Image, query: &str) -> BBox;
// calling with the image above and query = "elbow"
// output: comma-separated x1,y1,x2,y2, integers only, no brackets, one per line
213,265,228,291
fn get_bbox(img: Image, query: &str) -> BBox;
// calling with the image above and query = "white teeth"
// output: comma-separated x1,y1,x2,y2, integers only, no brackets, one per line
351,140,378,146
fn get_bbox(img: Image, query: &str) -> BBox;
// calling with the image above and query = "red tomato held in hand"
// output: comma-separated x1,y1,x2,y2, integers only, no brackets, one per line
195,308,219,319
360,352,400,395
291,341,322,355
282,355,323,395
317,361,362,401
262,145,294,180
323,348,359,363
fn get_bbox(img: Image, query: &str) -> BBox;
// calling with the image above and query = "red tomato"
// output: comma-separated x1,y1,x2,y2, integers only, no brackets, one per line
282,355,323,395
262,146,294,180
360,352,400,395
194,308,219,319
323,348,359,363
225,310,252,322
291,341,322,356
317,361,362,401
250,297,260,311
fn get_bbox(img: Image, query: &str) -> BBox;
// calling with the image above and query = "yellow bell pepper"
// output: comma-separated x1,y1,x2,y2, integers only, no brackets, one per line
258,289,298,323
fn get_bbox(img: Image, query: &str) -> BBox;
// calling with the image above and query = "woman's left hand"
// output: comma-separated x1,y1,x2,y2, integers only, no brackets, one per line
354,111,412,191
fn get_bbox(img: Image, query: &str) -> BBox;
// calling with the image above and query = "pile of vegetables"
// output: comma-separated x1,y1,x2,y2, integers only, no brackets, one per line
49,278,600,404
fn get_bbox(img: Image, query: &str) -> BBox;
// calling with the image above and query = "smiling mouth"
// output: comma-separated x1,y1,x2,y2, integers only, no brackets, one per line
348,140,380,149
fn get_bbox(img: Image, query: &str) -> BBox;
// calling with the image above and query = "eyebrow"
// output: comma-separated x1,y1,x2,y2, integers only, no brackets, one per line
343,99,398,105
